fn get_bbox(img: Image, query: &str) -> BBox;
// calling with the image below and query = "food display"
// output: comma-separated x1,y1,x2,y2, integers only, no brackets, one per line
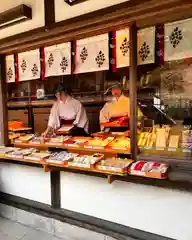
129,161,168,179
8,121,24,130
181,128,192,150
68,153,104,168
9,133,21,141
6,148,37,159
46,136,70,145
64,137,92,147
24,151,51,161
0,146,15,157
14,134,34,143
101,117,129,127
84,137,114,149
46,151,78,165
56,125,74,133
29,135,43,144
107,137,130,150
96,157,132,174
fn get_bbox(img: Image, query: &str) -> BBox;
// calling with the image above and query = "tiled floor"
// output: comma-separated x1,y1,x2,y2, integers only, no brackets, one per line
0,217,62,240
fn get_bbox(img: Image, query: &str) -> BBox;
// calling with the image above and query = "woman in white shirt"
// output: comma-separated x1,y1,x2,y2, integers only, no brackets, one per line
42,84,89,137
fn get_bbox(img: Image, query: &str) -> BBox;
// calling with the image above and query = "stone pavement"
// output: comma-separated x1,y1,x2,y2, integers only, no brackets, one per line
0,217,62,240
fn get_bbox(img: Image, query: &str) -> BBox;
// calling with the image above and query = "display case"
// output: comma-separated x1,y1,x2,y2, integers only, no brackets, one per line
138,61,192,162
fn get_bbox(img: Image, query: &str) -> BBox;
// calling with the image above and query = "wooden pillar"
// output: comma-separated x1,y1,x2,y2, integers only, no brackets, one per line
0,55,8,146
44,0,55,30
129,22,138,160
51,171,61,209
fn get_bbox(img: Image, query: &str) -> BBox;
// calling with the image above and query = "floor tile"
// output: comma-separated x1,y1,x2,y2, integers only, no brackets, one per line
0,218,29,239
0,231,17,240
21,228,61,240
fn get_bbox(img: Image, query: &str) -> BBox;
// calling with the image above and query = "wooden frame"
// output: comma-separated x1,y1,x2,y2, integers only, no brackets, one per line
44,0,55,29
0,4,32,30
0,0,192,54
64,0,89,6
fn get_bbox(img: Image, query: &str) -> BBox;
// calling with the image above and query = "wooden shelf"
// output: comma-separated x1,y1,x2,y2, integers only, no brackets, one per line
9,127,32,132
14,142,130,156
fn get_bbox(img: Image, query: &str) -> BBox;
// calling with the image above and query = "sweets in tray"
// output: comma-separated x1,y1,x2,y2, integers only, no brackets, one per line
129,161,168,179
24,151,51,161
6,148,37,159
96,157,132,173
0,146,15,157
8,121,24,130
46,136,70,145
56,125,74,133
14,134,34,143
84,137,114,149
64,137,92,147
107,137,130,150
68,153,104,168
29,135,43,144
46,151,78,165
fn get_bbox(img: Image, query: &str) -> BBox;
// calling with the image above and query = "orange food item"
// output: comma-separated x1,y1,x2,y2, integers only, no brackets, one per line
8,121,24,130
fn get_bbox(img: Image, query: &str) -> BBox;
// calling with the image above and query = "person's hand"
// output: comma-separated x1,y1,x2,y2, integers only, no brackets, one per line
41,131,47,138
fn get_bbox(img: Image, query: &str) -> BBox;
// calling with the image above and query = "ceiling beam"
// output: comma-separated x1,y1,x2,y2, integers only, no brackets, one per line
44,0,55,30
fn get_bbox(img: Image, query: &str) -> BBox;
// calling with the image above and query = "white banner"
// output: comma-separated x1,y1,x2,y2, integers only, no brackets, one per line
6,55,15,83
137,27,155,65
18,49,40,81
75,34,109,74
44,42,71,77
165,18,192,61
116,28,130,68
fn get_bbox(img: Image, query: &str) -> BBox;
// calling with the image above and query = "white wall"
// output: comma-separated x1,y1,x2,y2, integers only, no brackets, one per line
0,163,51,205
0,0,44,39
55,0,130,22
61,172,192,240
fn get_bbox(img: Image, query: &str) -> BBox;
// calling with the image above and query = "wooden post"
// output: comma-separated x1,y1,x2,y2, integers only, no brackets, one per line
129,22,138,160
50,171,61,209
0,55,8,146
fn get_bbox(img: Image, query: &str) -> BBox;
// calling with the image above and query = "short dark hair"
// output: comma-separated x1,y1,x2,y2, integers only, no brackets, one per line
55,84,71,95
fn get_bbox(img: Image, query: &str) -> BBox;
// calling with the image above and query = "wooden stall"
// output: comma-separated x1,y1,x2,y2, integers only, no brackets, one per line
0,1,192,240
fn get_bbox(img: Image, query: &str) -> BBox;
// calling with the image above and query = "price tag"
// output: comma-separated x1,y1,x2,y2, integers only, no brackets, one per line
131,170,145,176
156,147,165,151
144,146,153,150
182,149,191,153
168,148,177,152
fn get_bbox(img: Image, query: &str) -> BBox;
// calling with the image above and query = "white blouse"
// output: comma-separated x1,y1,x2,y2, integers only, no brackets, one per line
48,97,89,133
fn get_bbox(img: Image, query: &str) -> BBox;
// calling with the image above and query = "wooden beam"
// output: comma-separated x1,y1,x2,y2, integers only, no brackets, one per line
0,0,191,54
44,0,55,30
129,22,138,161
0,5,32,30
0,55,8,146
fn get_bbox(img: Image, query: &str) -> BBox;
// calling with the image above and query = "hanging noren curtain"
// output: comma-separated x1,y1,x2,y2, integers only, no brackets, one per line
6,55,15,83
44,42,71,77
75,33,109,74
137,27,155,65
165,18,192,61
18,49,41,81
